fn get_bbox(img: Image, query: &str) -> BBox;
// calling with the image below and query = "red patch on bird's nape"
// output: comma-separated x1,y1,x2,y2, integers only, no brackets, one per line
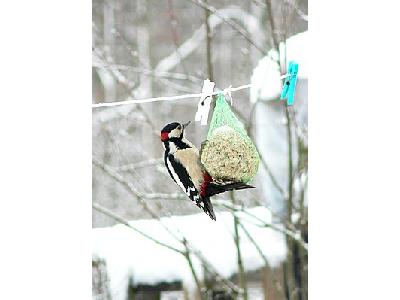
161,131,169,141
200,171,213,198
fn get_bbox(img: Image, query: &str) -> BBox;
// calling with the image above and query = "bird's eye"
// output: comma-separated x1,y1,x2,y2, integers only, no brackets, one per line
177,125,182,130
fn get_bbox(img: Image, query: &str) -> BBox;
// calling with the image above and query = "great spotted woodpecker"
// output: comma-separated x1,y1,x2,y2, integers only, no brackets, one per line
160,121,254,221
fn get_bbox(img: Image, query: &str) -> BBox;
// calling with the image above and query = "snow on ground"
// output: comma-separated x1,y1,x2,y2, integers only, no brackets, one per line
93,206,286,300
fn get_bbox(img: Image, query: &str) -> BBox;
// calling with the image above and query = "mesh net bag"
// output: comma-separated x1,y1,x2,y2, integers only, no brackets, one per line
200,93,260,183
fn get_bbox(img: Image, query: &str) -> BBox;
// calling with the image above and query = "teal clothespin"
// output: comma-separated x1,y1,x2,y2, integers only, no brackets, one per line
280,61,298,106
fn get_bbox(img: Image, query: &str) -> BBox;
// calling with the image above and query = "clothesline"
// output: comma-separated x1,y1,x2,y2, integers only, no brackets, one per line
92,74,289,109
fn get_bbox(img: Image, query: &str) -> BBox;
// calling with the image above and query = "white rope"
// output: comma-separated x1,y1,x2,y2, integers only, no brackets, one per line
92,75,289,109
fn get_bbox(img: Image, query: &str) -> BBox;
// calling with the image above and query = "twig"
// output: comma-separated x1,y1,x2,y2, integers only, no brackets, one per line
93,158,186,201
167,0,191,76
204,0,214,82
92,202,183,254
251,0,308,22
246,100,287,197
288,106,308,145
231,191,248,300
93,157,188,249
115,158,163,172
155,6,267,74
213,199,294,232
239,222,281,297
93,202,236,296
217,202,308,251
183,239,203,299
93,63,202,84
258,150,286,196
284,78,297,299
265,0,279,51
285,105,294,221
186,0,267,55
93,158,240,294
286,0,308,22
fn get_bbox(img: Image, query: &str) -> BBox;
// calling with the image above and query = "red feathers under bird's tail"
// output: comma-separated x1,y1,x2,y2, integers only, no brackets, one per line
199,172,254,221
200,172,254,198
204,181,255,197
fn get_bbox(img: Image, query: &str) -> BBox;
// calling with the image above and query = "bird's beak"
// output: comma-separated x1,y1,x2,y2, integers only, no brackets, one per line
182,121,191,130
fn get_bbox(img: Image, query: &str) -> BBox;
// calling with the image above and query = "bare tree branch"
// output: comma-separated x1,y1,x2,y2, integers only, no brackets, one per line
93,63,202,84
239,221,281,297
204,0,214,82
251,0,308,22
185,0,266,55
216,201,308,251
93,157,186,200
93,158,241,294
115,158,163,172
265,0,279,51
231,191,248,300
93,202,184,254
155,6,265,73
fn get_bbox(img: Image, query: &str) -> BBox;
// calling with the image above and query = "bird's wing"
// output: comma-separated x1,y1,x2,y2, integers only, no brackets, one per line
166,153,201,204
165,150,216,220
173,148,202,190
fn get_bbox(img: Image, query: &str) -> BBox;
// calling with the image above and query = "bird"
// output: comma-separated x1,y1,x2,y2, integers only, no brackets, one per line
160,121,254,221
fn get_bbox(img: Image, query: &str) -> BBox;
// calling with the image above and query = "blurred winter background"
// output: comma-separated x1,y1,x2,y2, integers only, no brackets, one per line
92,0,307,299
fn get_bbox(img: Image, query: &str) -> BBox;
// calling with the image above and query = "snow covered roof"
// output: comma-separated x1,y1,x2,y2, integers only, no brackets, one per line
250,31,308,103
93,206,286,300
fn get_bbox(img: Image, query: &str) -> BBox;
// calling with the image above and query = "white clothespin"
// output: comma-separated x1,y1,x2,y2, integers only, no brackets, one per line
195,79,215,125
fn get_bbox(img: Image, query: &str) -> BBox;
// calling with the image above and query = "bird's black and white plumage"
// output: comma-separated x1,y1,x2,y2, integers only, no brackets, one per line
160,121,254,221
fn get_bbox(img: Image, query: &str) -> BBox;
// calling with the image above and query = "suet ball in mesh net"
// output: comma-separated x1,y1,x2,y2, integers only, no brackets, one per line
200,94,260,183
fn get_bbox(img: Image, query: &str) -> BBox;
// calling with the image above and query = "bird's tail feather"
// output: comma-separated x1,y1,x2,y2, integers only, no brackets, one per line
205,182,254,198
